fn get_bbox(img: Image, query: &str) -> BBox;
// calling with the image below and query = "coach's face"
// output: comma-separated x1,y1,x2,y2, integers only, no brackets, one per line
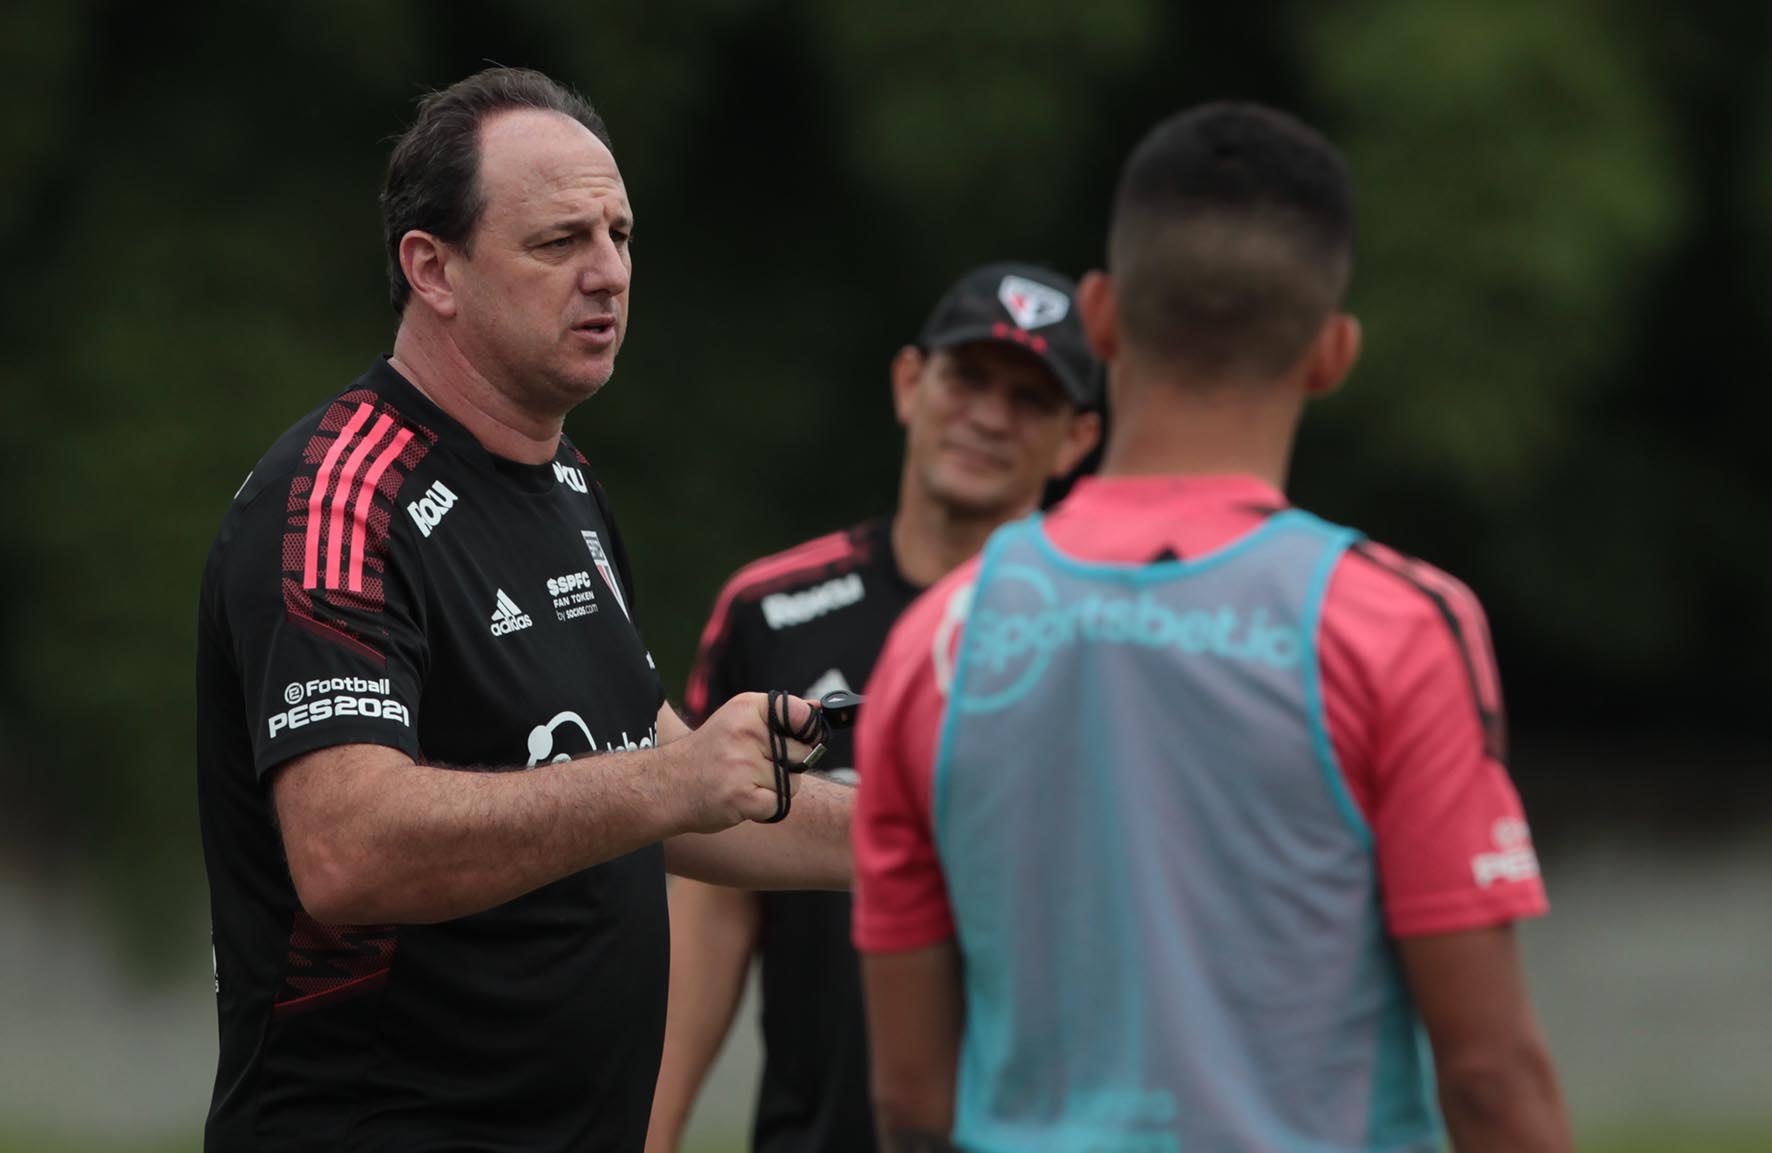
452,109,633,409
894,341,1098,518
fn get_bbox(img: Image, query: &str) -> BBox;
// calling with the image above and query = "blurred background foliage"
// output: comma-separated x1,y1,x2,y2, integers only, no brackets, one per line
0,0,1767,978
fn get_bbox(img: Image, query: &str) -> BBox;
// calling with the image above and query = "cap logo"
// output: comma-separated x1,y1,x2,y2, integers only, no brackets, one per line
997,274,1069,330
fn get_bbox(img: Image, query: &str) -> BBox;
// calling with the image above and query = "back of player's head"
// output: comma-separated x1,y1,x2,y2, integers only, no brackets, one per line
381,67,612,316
1107,103,1355,381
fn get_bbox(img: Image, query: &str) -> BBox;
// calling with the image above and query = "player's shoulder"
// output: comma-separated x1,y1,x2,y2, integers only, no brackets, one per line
875,552,984,698
227,367,445,523
1325,535,1492,664
207,366,449,599
908,552,984,632
714,520,885,606
1335,538,1485,619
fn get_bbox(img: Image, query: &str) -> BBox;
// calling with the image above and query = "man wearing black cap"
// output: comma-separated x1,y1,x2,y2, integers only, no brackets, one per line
645,263,1101,1153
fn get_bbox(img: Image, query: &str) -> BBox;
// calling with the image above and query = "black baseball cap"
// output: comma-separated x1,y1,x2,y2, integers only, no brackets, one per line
918,262,1101,409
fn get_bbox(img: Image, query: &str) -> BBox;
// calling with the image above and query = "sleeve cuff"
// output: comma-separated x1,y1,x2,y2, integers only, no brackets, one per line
853,906,957,954
255,725,423,781
1386,887,1550,938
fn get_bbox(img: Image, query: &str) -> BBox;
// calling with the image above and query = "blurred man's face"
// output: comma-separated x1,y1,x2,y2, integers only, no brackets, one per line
895,341,1095,519
449,109,632,411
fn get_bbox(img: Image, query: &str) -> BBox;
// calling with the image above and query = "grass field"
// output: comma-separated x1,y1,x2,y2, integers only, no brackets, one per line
4,1130,1769,1153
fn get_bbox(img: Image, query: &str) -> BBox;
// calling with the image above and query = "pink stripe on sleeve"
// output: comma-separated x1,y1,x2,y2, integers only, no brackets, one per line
325,414,394,590
347,427,415,592
303,402,375,590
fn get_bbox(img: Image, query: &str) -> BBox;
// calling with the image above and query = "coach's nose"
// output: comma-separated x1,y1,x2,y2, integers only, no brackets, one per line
579,230,630,299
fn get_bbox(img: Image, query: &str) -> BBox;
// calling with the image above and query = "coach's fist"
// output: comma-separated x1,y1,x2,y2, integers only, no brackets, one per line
671,692,820,833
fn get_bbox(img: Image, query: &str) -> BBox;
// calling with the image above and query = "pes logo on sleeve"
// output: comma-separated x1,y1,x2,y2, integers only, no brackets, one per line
267,676,412,739
1471,817,1541,888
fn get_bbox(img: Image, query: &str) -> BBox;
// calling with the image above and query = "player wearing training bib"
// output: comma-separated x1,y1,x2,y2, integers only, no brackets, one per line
853,105,1571,1153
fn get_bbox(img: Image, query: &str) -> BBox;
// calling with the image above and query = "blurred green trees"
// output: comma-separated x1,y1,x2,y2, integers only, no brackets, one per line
1,0,1766,969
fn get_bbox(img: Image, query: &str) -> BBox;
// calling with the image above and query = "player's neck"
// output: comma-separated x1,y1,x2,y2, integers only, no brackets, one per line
890,481,1032,589
391,324,565,466
1098,361,1301,491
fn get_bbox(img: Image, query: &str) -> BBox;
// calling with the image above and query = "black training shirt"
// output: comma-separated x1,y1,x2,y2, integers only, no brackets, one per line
197,357,667,1152
683,518,921,1153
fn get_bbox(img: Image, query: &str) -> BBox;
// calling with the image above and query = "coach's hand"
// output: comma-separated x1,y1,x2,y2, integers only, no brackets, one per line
672,692,820,832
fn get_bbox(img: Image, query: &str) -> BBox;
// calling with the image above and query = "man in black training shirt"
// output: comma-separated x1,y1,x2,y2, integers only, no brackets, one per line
645,265,1102,1153
196,68,850,1153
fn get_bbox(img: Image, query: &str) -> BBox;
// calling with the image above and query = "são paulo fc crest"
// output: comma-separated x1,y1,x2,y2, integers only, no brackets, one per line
998,274,1069,329
581,531,630,620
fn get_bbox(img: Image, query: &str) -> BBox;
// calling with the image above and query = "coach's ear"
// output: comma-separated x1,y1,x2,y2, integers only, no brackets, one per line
890,344,926,427
1078,270,1117,363
400,230,459,319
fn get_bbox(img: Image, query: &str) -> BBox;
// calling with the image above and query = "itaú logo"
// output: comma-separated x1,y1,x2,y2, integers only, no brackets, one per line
958,564,1304,712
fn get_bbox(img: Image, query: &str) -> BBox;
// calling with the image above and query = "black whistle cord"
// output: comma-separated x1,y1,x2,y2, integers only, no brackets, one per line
761,689,830,824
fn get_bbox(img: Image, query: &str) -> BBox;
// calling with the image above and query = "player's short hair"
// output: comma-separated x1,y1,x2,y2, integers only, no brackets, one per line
1107,103,1355,380
381,66,612,315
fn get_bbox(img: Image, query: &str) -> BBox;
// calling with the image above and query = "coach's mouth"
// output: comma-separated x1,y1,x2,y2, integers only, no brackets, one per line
572,315,619,349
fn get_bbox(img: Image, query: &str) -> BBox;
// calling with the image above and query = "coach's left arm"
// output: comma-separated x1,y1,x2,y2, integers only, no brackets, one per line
862,942,964,1152
656,703,853,889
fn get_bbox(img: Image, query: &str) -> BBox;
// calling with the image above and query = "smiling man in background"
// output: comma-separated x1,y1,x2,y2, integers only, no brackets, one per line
646,264,1100,1153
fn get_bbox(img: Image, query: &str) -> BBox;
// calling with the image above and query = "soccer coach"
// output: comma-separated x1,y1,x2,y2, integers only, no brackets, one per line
196,68,849,1152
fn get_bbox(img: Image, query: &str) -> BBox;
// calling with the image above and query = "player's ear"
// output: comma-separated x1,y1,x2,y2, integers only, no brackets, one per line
890,345,925,427
1077,270,1118,363
400,230,458,319
1302,313,1361,397
1050,408,1101,480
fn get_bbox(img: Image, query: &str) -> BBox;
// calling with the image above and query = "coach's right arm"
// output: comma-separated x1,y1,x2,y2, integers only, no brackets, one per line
274,693,821,925
218,454,840,923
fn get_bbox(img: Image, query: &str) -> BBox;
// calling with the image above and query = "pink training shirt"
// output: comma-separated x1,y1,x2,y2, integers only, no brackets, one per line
853,474,1548,954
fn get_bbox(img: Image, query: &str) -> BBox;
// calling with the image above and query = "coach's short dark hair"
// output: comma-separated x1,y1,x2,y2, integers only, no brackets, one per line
1107,102,1355,380
381,67,613,315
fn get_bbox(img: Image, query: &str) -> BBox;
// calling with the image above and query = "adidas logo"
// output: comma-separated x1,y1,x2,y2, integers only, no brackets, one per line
489,588,534,637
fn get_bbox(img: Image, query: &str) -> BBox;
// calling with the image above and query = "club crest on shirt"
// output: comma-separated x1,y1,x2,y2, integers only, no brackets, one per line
581,531,630,620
